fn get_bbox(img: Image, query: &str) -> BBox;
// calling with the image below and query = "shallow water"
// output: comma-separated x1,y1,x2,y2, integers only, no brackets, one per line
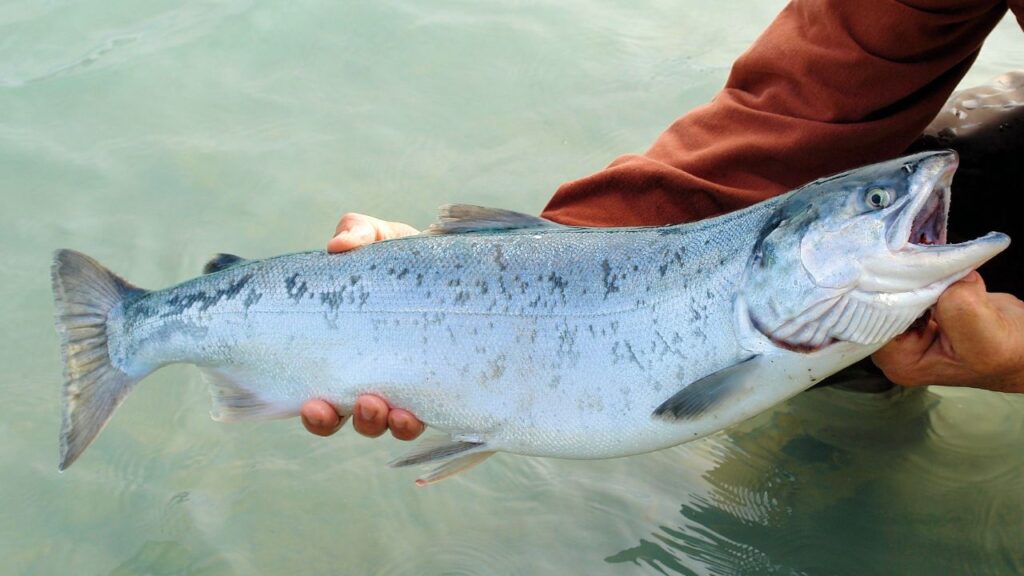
2,2,1022,574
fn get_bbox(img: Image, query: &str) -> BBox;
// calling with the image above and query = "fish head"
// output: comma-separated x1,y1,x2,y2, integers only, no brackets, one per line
742,150,1010,350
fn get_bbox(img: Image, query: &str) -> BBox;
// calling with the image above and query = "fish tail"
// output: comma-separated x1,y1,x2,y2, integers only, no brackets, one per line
51,249,150,471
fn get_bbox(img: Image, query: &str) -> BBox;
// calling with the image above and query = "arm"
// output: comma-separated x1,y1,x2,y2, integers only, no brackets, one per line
542,0,1015,227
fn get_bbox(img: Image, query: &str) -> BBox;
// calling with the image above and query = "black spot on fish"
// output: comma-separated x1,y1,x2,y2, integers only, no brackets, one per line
223,274,251,299
493,245,508,271
243,288,262,310
162,273,254,316
556,321,578,361
547,272,568,297
285,273,307,302
624,341,644,371
601,259,620,299
320,288,346,311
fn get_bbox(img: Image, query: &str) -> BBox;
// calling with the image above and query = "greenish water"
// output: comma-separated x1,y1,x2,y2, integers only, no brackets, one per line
2,2,1022,574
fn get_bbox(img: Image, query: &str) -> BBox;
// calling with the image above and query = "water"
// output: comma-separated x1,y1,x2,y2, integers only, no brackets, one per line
2,2,1022,574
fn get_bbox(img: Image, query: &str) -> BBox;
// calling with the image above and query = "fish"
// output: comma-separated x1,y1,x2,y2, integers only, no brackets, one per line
51,150,1009,484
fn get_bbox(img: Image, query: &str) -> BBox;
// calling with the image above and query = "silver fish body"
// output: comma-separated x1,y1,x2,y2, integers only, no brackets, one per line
52,151,1010,482
115,210,763,459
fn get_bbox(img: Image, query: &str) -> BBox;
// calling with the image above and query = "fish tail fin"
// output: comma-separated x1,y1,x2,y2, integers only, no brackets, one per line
51,249,149,471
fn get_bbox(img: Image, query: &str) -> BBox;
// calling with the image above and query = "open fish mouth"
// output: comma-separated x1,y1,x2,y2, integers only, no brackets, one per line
907,164,949,247
887,152,1009,275
889,151,955,251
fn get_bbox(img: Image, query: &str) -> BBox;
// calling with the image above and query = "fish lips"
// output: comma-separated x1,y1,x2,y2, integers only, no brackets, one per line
867,151,1010,291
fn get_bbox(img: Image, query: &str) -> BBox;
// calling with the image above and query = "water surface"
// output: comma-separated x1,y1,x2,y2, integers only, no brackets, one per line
2,2,1022,574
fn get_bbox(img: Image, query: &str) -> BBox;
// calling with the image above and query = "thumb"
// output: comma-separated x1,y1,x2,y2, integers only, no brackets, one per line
932,271,1003,361
327,214,377,252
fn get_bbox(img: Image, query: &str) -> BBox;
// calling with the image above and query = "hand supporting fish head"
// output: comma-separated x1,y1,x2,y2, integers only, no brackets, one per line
742,150,1010,351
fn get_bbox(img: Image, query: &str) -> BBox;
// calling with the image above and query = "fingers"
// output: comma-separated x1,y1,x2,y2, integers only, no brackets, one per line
352,395,390,438
301,400,345,436
387,409,426,441
931,272,1006,366
871,316,939,387
301,396,426,440
327,213,420,253
350,395,426,440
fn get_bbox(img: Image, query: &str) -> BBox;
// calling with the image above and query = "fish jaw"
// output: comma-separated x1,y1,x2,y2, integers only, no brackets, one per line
860,231,1010,294
862,151,1010,292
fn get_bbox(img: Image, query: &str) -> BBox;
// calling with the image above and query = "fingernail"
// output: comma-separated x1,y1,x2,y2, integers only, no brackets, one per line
359,403,375,421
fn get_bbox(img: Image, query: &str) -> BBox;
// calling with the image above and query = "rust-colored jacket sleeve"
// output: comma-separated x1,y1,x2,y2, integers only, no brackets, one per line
541,0,1023,227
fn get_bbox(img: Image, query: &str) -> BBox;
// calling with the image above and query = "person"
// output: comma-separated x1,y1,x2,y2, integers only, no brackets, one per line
301,0,1024,440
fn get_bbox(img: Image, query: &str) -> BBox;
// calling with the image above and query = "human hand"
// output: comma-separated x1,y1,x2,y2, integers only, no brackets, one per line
300,212,426,440
872,271,1024,393
326,212,420,253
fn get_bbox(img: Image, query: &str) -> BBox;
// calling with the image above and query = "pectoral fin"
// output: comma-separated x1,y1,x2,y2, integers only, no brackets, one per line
652,355,762,420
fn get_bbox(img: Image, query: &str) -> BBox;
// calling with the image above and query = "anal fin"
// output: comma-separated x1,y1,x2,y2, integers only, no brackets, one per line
652,355,762,420
389,435,494,486
415,451,494,486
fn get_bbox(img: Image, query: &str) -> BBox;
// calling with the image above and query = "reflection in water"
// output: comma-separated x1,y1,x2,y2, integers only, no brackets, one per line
109,540,231,576
109,490,234,576
608,381,1024,575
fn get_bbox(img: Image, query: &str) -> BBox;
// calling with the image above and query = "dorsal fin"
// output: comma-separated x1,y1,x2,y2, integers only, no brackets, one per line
425,204,564,235
203,253,249,274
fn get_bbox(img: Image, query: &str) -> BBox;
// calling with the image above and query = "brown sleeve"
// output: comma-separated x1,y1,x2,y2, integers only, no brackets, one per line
541,0,1018,227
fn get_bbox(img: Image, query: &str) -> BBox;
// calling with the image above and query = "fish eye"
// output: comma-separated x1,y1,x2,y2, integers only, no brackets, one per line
865,187,893,209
